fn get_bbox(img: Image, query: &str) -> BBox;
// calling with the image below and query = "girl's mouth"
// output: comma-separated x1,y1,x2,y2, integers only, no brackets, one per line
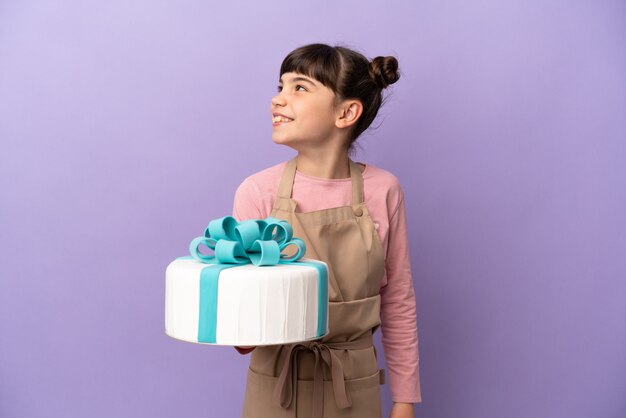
273,115,294,125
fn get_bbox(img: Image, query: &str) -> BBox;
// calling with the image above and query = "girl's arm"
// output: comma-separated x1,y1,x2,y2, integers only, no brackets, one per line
380,188,422,403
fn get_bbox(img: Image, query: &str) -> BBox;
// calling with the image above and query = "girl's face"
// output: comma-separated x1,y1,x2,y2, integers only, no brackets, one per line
270,72,339,148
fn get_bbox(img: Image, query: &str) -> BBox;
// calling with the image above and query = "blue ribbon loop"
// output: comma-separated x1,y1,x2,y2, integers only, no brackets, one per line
185,216,327,343
189,216,306,266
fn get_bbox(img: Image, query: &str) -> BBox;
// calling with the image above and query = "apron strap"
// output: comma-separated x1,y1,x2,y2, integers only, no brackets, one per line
275,157,298,200
348,160,365,212
272,157,365,214
272,334,374,418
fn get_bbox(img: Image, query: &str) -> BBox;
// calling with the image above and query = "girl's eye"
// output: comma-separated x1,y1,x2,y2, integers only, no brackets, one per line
276,85,307,93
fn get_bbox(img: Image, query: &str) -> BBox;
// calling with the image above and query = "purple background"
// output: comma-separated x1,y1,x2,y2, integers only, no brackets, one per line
1,1,625,417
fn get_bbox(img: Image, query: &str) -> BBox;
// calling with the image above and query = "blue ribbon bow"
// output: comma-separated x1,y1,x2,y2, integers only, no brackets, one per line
184,216,328,344
189,216,307,266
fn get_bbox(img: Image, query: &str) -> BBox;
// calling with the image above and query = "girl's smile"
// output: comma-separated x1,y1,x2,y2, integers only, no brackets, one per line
272,112,294,126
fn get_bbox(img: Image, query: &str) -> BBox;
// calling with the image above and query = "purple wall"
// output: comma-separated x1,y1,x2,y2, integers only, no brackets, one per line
1,1,624,417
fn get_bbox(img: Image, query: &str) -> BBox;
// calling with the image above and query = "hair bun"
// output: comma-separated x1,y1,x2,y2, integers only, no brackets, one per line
369,56,400,89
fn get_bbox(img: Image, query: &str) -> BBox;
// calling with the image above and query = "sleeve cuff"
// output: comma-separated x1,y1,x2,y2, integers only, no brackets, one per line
392,396,422,404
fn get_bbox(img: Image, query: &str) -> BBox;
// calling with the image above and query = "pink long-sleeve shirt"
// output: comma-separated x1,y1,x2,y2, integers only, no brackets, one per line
231,160,422,403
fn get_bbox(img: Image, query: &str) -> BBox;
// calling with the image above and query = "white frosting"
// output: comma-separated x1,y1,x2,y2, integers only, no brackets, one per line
165,258,328,345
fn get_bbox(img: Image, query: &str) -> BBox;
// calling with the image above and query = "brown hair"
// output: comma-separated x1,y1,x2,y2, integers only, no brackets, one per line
279,43,400,153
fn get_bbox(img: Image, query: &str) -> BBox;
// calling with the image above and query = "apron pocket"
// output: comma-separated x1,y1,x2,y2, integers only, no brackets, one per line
341,370,383,418
242,367,382,418
242,367,289,418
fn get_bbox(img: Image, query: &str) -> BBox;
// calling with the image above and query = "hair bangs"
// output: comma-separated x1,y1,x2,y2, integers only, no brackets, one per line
279,44,341,92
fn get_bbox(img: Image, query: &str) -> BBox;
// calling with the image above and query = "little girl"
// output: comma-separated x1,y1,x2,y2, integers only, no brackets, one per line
232,43,421,418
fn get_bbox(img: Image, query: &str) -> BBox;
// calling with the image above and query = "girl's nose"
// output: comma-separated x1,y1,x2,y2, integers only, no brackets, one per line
271,92,286,107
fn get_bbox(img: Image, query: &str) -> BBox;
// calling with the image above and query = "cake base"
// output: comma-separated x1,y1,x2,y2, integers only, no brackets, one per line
165,258,329,346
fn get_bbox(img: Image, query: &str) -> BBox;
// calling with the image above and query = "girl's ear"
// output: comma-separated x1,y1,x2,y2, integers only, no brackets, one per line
335,99,363,129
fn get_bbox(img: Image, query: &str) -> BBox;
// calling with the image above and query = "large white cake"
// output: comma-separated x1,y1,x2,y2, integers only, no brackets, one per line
165,257,329,346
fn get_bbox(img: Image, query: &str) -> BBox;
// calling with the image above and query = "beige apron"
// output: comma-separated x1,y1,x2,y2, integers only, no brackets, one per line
241,157,387,418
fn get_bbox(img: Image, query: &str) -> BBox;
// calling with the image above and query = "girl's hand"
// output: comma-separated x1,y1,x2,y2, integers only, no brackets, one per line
390,402,414,418
234,345,256,354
